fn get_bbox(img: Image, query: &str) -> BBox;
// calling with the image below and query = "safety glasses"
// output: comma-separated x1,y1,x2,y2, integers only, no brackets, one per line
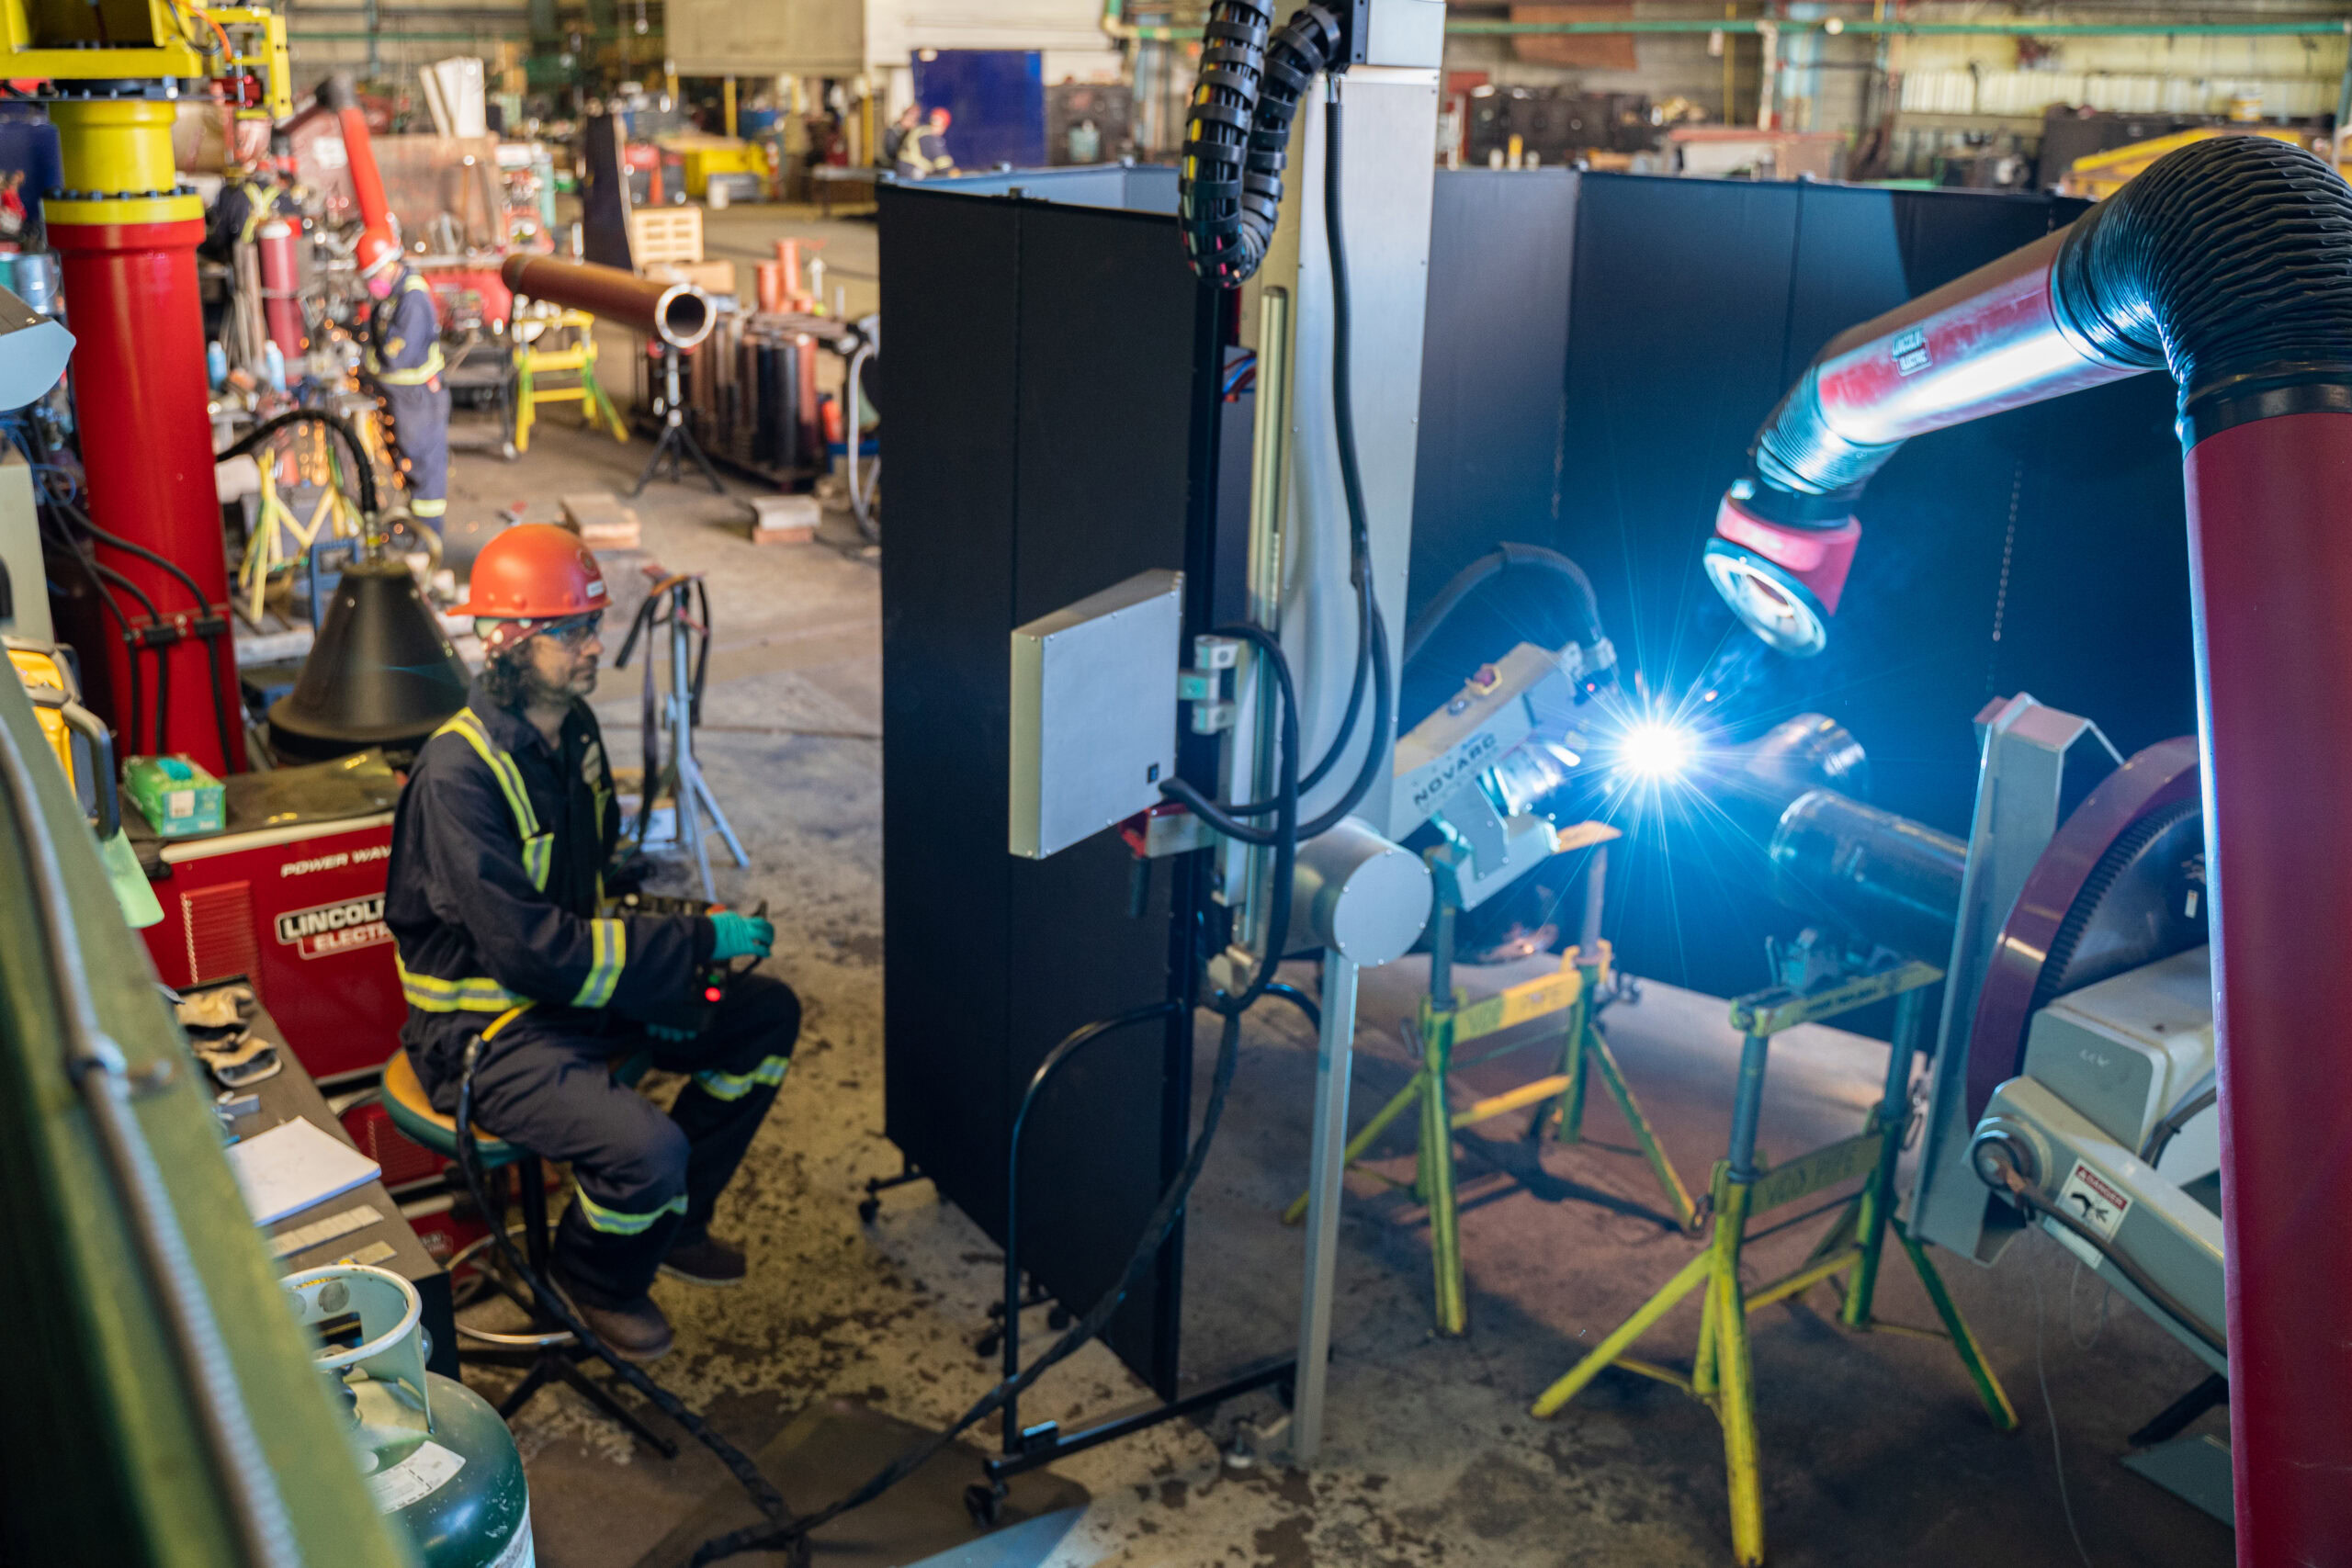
538,612,604,649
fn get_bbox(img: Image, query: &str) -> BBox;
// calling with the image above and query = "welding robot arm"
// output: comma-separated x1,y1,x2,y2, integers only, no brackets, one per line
1704,134,2352,657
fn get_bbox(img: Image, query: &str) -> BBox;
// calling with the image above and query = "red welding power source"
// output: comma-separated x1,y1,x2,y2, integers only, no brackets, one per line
137,753,409,1086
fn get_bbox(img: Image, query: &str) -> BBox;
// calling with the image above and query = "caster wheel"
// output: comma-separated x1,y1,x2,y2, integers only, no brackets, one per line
963,1481,1005,1529
857,1196,880,1224
1046,1306,1071,1331
500,442,519,462
975,1330,1001,1360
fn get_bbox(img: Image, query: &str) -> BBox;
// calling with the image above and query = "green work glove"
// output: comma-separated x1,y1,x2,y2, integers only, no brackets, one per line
709,910,775,962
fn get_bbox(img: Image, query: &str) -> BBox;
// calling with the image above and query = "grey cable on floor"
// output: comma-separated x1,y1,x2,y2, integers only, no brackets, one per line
2030,1254,2098,1568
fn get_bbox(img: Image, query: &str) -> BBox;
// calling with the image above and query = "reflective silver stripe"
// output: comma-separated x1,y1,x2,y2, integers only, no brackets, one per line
373,345,446,386
396,953,523,1012
694,1055,789,1102
571,919,626,1008
572,1186,686,1235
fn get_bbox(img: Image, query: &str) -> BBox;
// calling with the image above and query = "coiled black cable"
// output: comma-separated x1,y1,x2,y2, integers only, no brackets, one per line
1180,1,1345,287
217,407,380,518
1165,90,1391,845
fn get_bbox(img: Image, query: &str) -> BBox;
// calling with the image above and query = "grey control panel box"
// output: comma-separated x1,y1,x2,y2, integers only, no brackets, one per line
1009,570,1183,860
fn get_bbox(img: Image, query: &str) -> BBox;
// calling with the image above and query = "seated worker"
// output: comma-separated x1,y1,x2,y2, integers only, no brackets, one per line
385,524,799,1359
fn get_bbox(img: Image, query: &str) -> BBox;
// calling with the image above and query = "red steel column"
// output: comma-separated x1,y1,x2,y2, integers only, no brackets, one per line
49,214,244,773
2182,408,2352,1562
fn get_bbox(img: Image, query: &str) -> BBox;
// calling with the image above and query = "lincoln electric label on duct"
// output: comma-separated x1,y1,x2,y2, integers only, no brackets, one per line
274,894,390,959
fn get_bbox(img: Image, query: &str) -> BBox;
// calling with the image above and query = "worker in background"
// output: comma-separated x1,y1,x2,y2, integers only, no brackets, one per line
199,148,291,266
385,525,801,1360
879,102,920,174
896,107,956,181
357,226,450,535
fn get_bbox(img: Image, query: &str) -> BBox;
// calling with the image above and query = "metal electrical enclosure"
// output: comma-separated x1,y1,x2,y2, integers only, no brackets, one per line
1008,569,1182,860
879,178,1228,1394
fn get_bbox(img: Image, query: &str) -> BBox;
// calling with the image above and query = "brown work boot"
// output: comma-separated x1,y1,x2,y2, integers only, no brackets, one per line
550,1265,674,1361
661,1233,747,1287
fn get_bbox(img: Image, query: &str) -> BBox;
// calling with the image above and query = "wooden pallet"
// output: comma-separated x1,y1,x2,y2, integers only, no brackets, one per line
628,206,704,266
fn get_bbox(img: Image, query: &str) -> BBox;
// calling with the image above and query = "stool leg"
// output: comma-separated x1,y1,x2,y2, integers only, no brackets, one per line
518,1154,554,1287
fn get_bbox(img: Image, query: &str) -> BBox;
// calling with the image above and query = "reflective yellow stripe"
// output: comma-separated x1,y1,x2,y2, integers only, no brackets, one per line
410,497,447,518
571,919,626,1008
572,1186,687,1235
397,953,524,1012
374,344,446,386
694,1055,789,1102
436,707,545,844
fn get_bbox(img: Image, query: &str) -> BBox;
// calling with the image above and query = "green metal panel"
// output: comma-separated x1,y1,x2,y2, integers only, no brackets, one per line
0,671,414,1568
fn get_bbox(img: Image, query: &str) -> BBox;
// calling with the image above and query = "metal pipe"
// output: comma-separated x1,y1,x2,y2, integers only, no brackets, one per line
1769,790,1966,965
500,254,714,349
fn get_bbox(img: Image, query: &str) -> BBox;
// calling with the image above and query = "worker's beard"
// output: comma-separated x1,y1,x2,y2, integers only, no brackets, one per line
482,645,597,710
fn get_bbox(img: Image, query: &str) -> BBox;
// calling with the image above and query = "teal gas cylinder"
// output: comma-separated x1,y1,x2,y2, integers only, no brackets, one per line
285,1264,533,1568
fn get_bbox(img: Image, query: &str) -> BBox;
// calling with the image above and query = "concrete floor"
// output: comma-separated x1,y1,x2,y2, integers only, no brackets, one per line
436,283,2232,1568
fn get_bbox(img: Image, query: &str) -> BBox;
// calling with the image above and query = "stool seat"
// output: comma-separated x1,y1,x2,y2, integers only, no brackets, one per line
381,1048,522,1166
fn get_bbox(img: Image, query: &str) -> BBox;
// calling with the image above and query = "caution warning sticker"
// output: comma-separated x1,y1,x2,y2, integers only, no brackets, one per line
2058,1160,2132,1241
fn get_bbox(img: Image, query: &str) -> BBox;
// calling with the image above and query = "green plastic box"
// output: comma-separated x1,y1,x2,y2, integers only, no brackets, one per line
123,753,224,838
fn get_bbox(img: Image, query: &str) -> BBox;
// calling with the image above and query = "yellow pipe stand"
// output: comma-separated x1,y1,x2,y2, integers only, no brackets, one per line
513,310,626,454
1530,960,2017,1565
1283,829,1698,1336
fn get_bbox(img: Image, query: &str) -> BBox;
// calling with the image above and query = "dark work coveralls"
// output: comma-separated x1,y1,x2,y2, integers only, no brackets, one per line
386,682,799,1306
366,265,452,532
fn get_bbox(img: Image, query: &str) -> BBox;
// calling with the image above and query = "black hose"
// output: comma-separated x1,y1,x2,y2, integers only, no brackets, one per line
52,492,235,768
1180,2,1344,287
1996,1168,2226,1359
216,408,379,517
90,561,169,755
2142,1085,2217,1169
451,1043,802,1546
38,509,143,755
1297,575,1370,795
1159,623,1302,848
1401,543,1607,668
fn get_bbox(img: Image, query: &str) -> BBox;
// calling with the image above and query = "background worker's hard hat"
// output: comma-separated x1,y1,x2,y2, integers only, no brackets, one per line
451,523,609,619
356,226,402,278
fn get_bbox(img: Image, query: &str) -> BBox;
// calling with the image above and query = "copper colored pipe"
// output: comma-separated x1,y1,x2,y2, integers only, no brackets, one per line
499,254,714,349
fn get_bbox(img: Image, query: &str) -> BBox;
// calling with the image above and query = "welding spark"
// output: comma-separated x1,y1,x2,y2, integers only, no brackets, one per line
1616,719,1698,781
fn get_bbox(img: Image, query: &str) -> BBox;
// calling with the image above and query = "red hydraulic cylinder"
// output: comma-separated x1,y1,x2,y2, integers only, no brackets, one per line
49,215,245,773
2182,409,2352,1564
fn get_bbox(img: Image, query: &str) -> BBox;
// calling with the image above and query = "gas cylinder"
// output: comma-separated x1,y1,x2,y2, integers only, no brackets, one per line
255,219,307,361
285,1265,534,1568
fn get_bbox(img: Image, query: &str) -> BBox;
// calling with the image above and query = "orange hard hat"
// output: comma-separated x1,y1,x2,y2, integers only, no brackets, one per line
356,225,401,278
452,524,608,619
